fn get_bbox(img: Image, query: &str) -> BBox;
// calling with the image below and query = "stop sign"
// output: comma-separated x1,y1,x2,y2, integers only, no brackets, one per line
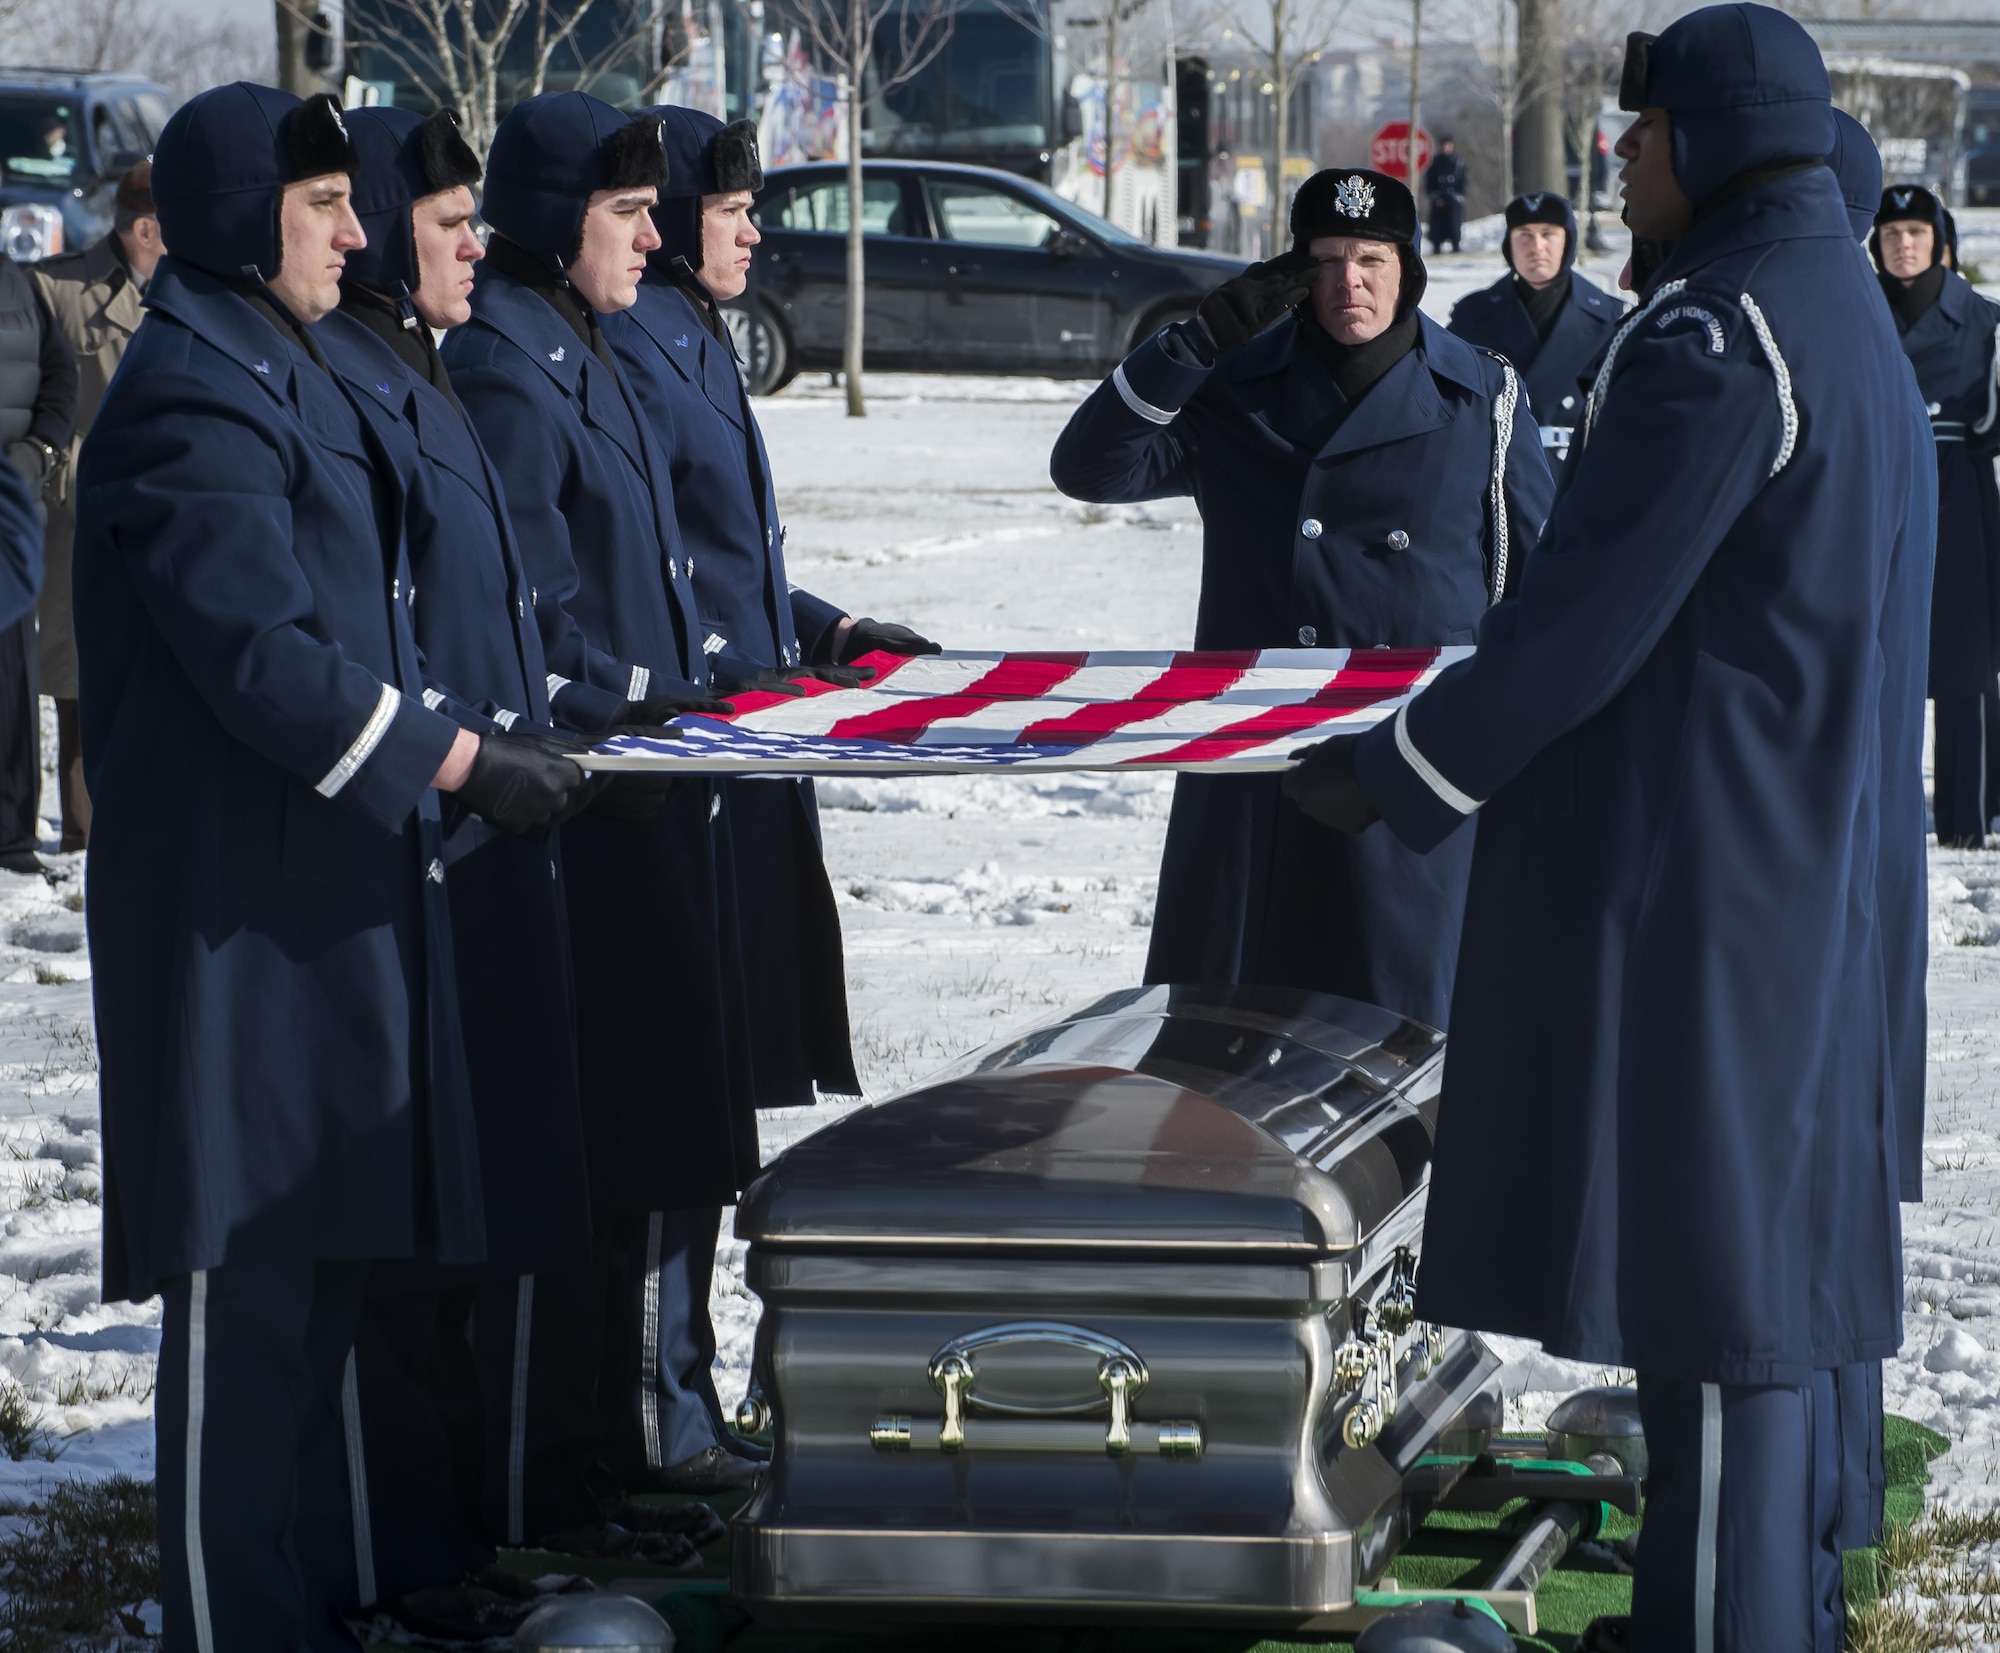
1370,121,1433,180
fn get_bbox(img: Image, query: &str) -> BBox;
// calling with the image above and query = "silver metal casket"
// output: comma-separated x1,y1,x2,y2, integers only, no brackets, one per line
730,984,1501,1627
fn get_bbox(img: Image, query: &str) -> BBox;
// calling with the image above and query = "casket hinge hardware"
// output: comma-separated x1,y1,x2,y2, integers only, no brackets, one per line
870,1413,912,1450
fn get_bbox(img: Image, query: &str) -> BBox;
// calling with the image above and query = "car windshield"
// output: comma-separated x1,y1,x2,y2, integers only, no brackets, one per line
0,97,81,184
1007,176,1150,248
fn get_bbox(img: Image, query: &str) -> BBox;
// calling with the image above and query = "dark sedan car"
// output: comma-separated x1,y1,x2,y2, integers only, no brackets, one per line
728,160,1245,394
0,70,171,260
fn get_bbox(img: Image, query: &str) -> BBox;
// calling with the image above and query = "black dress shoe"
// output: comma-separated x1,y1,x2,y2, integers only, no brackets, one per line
602,1496,727,1547
534,1520,702,1570
628,1443,762,1495
380,1582,539,1640
1580,1616,1632,1652
0,850,46,876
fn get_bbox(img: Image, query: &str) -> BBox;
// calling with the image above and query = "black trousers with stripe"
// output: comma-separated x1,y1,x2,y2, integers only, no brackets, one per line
1934,692,1989,848
1631,1364,1879,1653
474,1206,727,1546
155,1261,370,1653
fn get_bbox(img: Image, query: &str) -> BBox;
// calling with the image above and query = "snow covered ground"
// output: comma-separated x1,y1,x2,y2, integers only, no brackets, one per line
1,227,1998,1618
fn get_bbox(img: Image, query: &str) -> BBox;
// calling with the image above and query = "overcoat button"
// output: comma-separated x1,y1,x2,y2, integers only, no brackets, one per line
1298,625,1318,646
708,793,722,822
427,858,444,884
1561,394,1576,410
1387,529,1410,551
1301,518,1323,540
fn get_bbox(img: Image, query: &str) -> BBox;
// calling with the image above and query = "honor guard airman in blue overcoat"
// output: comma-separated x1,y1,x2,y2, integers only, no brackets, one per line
1050,166,1553,1031
71,82,589,1651
439,91,792,1548
1286,11,1929,1649
1870,183,2000,848
1448,192,1625,467
305,106,666,1637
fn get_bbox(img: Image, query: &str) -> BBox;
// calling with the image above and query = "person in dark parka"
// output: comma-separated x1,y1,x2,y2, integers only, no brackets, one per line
1287,11,1927,1650
74,81,588,1653
311,105,699,1635
1870,183,2000,848
604,103,942,1487
1050,166,1553,1032
1448,191,1625,466
440,90,810,1539
1422,136,1468,254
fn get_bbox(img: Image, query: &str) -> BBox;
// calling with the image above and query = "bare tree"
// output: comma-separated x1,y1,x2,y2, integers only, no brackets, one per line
1211,0,1351,252
793,0,957,416
19,0,274,106
1557,0,1621,246
280,0,689,157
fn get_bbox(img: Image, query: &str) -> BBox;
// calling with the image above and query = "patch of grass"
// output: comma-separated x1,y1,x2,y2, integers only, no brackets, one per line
0,1476,158,1649
0,1379,56,1463
1849,1510,2000,1651
59,890,82,914
30,964,71,987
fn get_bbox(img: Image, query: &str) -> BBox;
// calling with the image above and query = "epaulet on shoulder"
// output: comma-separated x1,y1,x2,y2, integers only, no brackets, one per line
1473,345,1517,385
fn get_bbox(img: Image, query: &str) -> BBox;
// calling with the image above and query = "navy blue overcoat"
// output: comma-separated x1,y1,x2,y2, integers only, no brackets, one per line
1448,270,1624,466
1050,313,1553,1029
444,266,758,1214
319,309,593,1273
1354,168,1928,1382
75,259,484,1301
605,278,860,1106
1889,269,2000,696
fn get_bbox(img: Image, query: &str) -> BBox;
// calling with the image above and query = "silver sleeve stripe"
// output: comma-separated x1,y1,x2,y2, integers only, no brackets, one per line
493,708,520,730
421,688,446,711
1394,701,1480,816
315,682,401,799
627,664,651,700
1112,362,1177,426
545,673,571,701
1737,292,1797,477
703,632,727,655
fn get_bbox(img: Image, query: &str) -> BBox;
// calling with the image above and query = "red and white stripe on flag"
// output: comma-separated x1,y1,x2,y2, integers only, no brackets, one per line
584,646,1473,776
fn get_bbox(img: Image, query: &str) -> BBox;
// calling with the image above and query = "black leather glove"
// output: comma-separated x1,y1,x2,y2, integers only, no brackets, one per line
626,691,733,722
1280,735,1381,834
575,723,691,824
730,663,876,698
836,618,941,664
454,728,594,835
1195,248,1319,355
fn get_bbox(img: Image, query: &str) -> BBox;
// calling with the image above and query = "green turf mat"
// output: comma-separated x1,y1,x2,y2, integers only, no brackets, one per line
447,1413,1950,1653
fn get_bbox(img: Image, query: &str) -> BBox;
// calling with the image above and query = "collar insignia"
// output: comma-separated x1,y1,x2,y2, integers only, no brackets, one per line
1333,175,1376,219
252,359,270,375
549,346,565,362
377,382,392,396
676,333,690,347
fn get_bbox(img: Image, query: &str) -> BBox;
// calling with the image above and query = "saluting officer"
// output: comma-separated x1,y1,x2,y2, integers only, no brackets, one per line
74,83,583,1651
603,103,944,1475
1051,167,1552,1031
1447,192,1625,468
1870,183,2000,849
441,91,820,1549
1286,11,1927,1648
311,106,707,1637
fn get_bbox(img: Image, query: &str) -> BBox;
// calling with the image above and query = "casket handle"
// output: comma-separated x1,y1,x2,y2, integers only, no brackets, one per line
921,1323,1170,1458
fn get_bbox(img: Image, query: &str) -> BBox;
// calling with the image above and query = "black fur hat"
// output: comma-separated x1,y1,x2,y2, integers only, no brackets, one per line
418,107,482,194
643,106,766,272
484,93,673,271
1290,167,1427,319
604,113,672,194
1502,190,1576,272
281,92,358,184
1869,183,1946,271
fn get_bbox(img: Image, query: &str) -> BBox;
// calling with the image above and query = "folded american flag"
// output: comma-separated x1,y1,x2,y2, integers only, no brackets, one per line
586,646,1471,776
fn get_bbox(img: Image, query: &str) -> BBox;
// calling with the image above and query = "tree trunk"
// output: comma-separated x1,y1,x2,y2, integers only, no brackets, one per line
1267,0,1287,253
275,1,315,95
1407,0,1422,203
844,9,867,419
1515,0,1564,195
1104,0,1118,223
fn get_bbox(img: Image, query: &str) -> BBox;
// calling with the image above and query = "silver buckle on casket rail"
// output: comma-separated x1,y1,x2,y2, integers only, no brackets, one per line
868,1321,1204,1459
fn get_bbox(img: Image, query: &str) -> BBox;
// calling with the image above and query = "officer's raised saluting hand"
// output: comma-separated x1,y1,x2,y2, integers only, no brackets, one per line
1196,247,1320,355
1281,734,1381,834
446,726,603,835
837,617,942,662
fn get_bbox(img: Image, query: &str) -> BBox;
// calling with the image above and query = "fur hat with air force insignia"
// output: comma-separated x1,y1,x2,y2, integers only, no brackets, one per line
1868,182,1945,271
1288,166,1426,319
1502,190,1576,273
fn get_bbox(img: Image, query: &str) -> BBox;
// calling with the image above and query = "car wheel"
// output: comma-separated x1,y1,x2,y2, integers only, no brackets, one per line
726,302,796,396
